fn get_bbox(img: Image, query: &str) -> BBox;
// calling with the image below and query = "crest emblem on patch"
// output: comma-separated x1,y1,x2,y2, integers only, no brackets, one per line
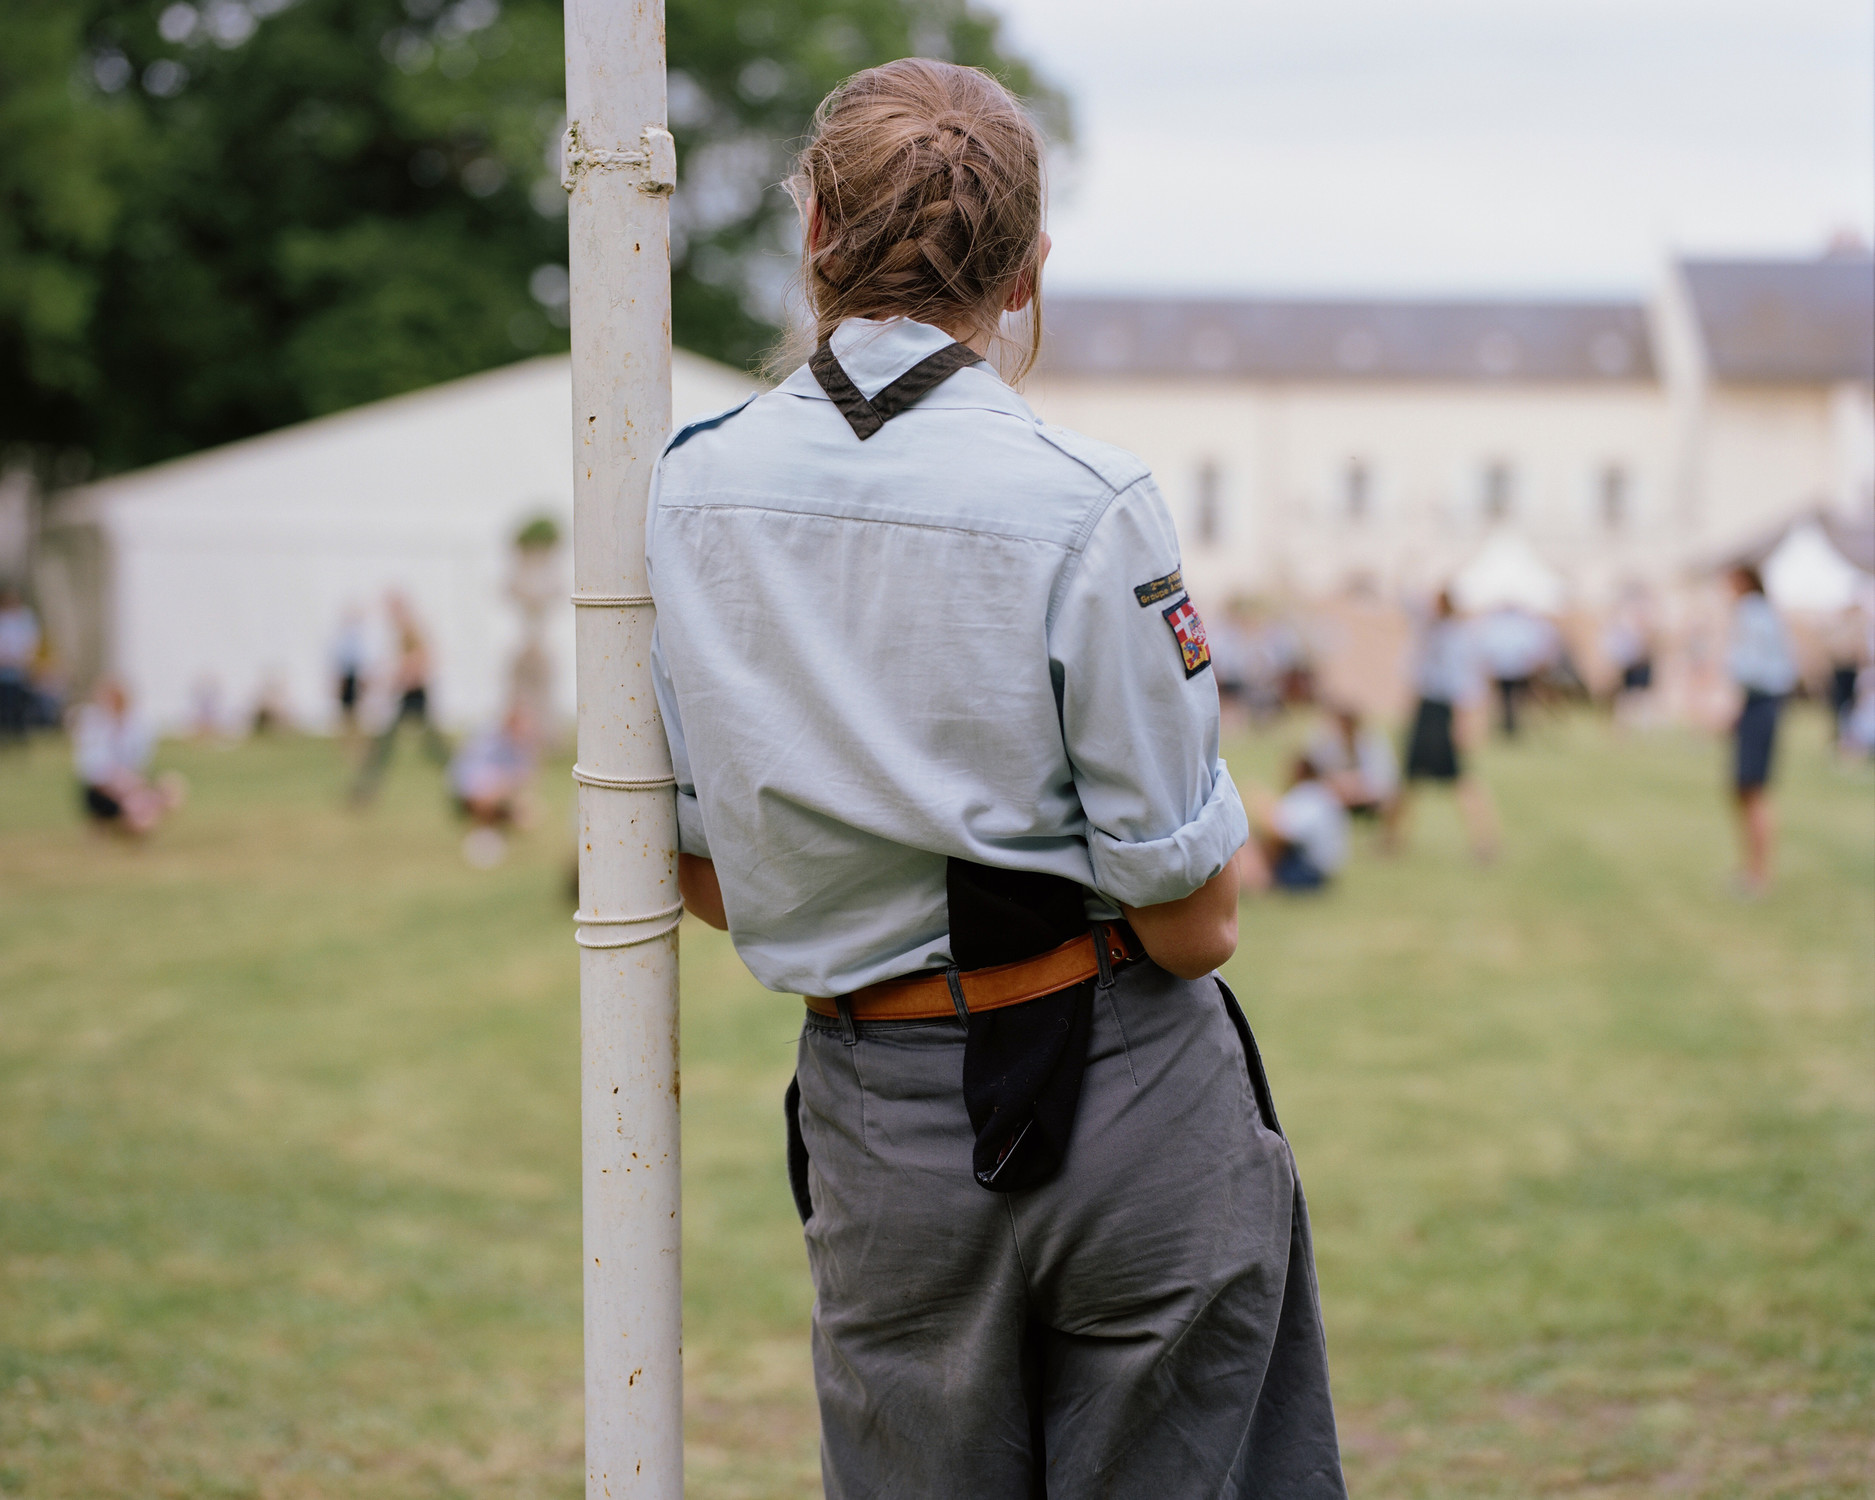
1161,595,1211,678
1133,568,1183,608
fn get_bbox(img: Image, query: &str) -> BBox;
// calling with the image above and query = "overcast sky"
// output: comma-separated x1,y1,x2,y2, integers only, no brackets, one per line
980,0,1875,298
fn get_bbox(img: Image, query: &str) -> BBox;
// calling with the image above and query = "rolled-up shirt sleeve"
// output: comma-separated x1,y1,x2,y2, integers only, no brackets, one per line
1050,478,1248,908
650,622,711,859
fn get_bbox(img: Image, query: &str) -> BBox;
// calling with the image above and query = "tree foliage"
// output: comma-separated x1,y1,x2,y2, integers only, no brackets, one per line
0,0,1063,477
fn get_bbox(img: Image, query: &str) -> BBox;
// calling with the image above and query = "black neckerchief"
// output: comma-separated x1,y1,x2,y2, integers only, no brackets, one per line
809,338,983,440
947,860,1098,1194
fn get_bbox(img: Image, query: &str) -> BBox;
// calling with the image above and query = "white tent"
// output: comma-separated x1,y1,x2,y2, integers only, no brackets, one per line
1451,529,1566,615
44,351,761,733
1762,517,1870,613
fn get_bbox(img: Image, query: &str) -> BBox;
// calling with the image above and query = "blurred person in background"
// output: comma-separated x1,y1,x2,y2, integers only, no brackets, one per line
1305,703,1400,820
331,606,369,746
1602,589,1657,725
449,704,538,868
187,674,226,741
1267,609,1317,711
1207,598,1253,730
1224,600,1289,723
72,678,183,836
0,585,39,746
1726,564,1797,896
1476,603,1558,739
1242,754,1350,893
1387,589,1499,860
250,670,291,736
1822,601,1870,752
1842,666,1875,760
349,592,449,805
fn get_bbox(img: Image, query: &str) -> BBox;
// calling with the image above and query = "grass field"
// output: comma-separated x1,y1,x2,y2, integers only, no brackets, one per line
1,711,1871,1498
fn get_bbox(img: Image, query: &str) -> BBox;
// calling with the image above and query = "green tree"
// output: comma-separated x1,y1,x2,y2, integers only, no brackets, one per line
0,0,1063,477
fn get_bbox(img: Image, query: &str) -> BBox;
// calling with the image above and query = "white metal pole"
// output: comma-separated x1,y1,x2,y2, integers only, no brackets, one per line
562,4,680,1495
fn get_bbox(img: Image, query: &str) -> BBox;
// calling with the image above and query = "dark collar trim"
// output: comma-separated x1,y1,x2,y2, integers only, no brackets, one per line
809,339,984,440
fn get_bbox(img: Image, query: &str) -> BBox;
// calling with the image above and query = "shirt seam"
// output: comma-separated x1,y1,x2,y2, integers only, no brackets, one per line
1044,475,1154,633
656,498,1082,550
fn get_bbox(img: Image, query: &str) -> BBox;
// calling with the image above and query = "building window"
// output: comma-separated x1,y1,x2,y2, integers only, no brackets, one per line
1481,460,1515,520
1598,464,1629,529
1343,459,1371,522
1194,460,1223,547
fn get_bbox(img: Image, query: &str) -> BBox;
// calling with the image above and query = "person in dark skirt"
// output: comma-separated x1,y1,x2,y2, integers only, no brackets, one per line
1386,589,1499,859
1725,565,1796,896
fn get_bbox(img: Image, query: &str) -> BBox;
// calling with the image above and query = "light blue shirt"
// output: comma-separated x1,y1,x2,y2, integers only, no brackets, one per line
1728,593,1797,696
1414,616,1483,706
647,316,1248,997
1476,607,1558,681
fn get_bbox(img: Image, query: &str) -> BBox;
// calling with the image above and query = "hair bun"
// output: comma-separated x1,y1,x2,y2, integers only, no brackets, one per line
789,58,1046,376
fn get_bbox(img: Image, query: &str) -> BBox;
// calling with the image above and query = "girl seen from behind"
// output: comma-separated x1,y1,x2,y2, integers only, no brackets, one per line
646,58,1345,1498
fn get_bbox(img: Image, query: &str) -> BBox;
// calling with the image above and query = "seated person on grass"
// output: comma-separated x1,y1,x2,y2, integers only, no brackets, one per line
449,706,537,866
72,679,184,837
1243,754,1350,894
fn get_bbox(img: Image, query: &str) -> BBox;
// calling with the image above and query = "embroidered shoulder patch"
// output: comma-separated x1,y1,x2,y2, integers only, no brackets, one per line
1133,568,1183,608
1161,595,1212,679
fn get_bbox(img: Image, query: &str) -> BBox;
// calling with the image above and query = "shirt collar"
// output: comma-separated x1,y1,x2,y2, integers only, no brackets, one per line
771,316,964,401
831,316,966,399
776,314,1036,425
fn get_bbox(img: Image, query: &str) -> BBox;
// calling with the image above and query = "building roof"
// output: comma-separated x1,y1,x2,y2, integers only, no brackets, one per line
1038,295,1656,383
1679,255,1875,385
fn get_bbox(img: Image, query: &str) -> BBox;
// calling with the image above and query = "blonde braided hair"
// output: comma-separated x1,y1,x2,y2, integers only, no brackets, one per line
787,59,1047,377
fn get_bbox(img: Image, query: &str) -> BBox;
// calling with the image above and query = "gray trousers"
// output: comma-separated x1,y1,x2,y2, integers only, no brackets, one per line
791,960,1346,1498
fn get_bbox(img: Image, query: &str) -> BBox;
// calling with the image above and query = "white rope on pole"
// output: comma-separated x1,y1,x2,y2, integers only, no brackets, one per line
563,3,681,1494
570,765,678,791
570,593,656,608
573,900,688,951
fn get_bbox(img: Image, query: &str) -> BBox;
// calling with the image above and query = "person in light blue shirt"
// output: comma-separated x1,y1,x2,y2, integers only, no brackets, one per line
646,57,1343,1500
650,313,1244,997
1725,564,1797,894
1387,589,1501,860
1476,604,1560,737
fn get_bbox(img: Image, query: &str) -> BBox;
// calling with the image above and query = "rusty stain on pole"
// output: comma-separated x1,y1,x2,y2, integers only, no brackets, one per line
562,2,679,1494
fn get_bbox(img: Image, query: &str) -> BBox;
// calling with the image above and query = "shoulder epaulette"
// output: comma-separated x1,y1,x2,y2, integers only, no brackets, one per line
662,393,760,456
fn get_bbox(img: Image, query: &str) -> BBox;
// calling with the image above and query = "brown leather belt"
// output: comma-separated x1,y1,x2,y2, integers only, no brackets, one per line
806,923,1144,1023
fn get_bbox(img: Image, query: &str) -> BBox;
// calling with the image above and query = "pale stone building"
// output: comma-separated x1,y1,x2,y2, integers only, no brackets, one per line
1024,252,1874,614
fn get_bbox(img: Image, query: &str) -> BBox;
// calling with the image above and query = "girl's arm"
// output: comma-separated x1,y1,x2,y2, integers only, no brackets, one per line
678,853,728,930
1048,479,1253,981
1120,844,1247,980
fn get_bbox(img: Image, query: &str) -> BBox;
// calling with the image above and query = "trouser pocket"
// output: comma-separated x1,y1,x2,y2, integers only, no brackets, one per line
1214,975,1283,1137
